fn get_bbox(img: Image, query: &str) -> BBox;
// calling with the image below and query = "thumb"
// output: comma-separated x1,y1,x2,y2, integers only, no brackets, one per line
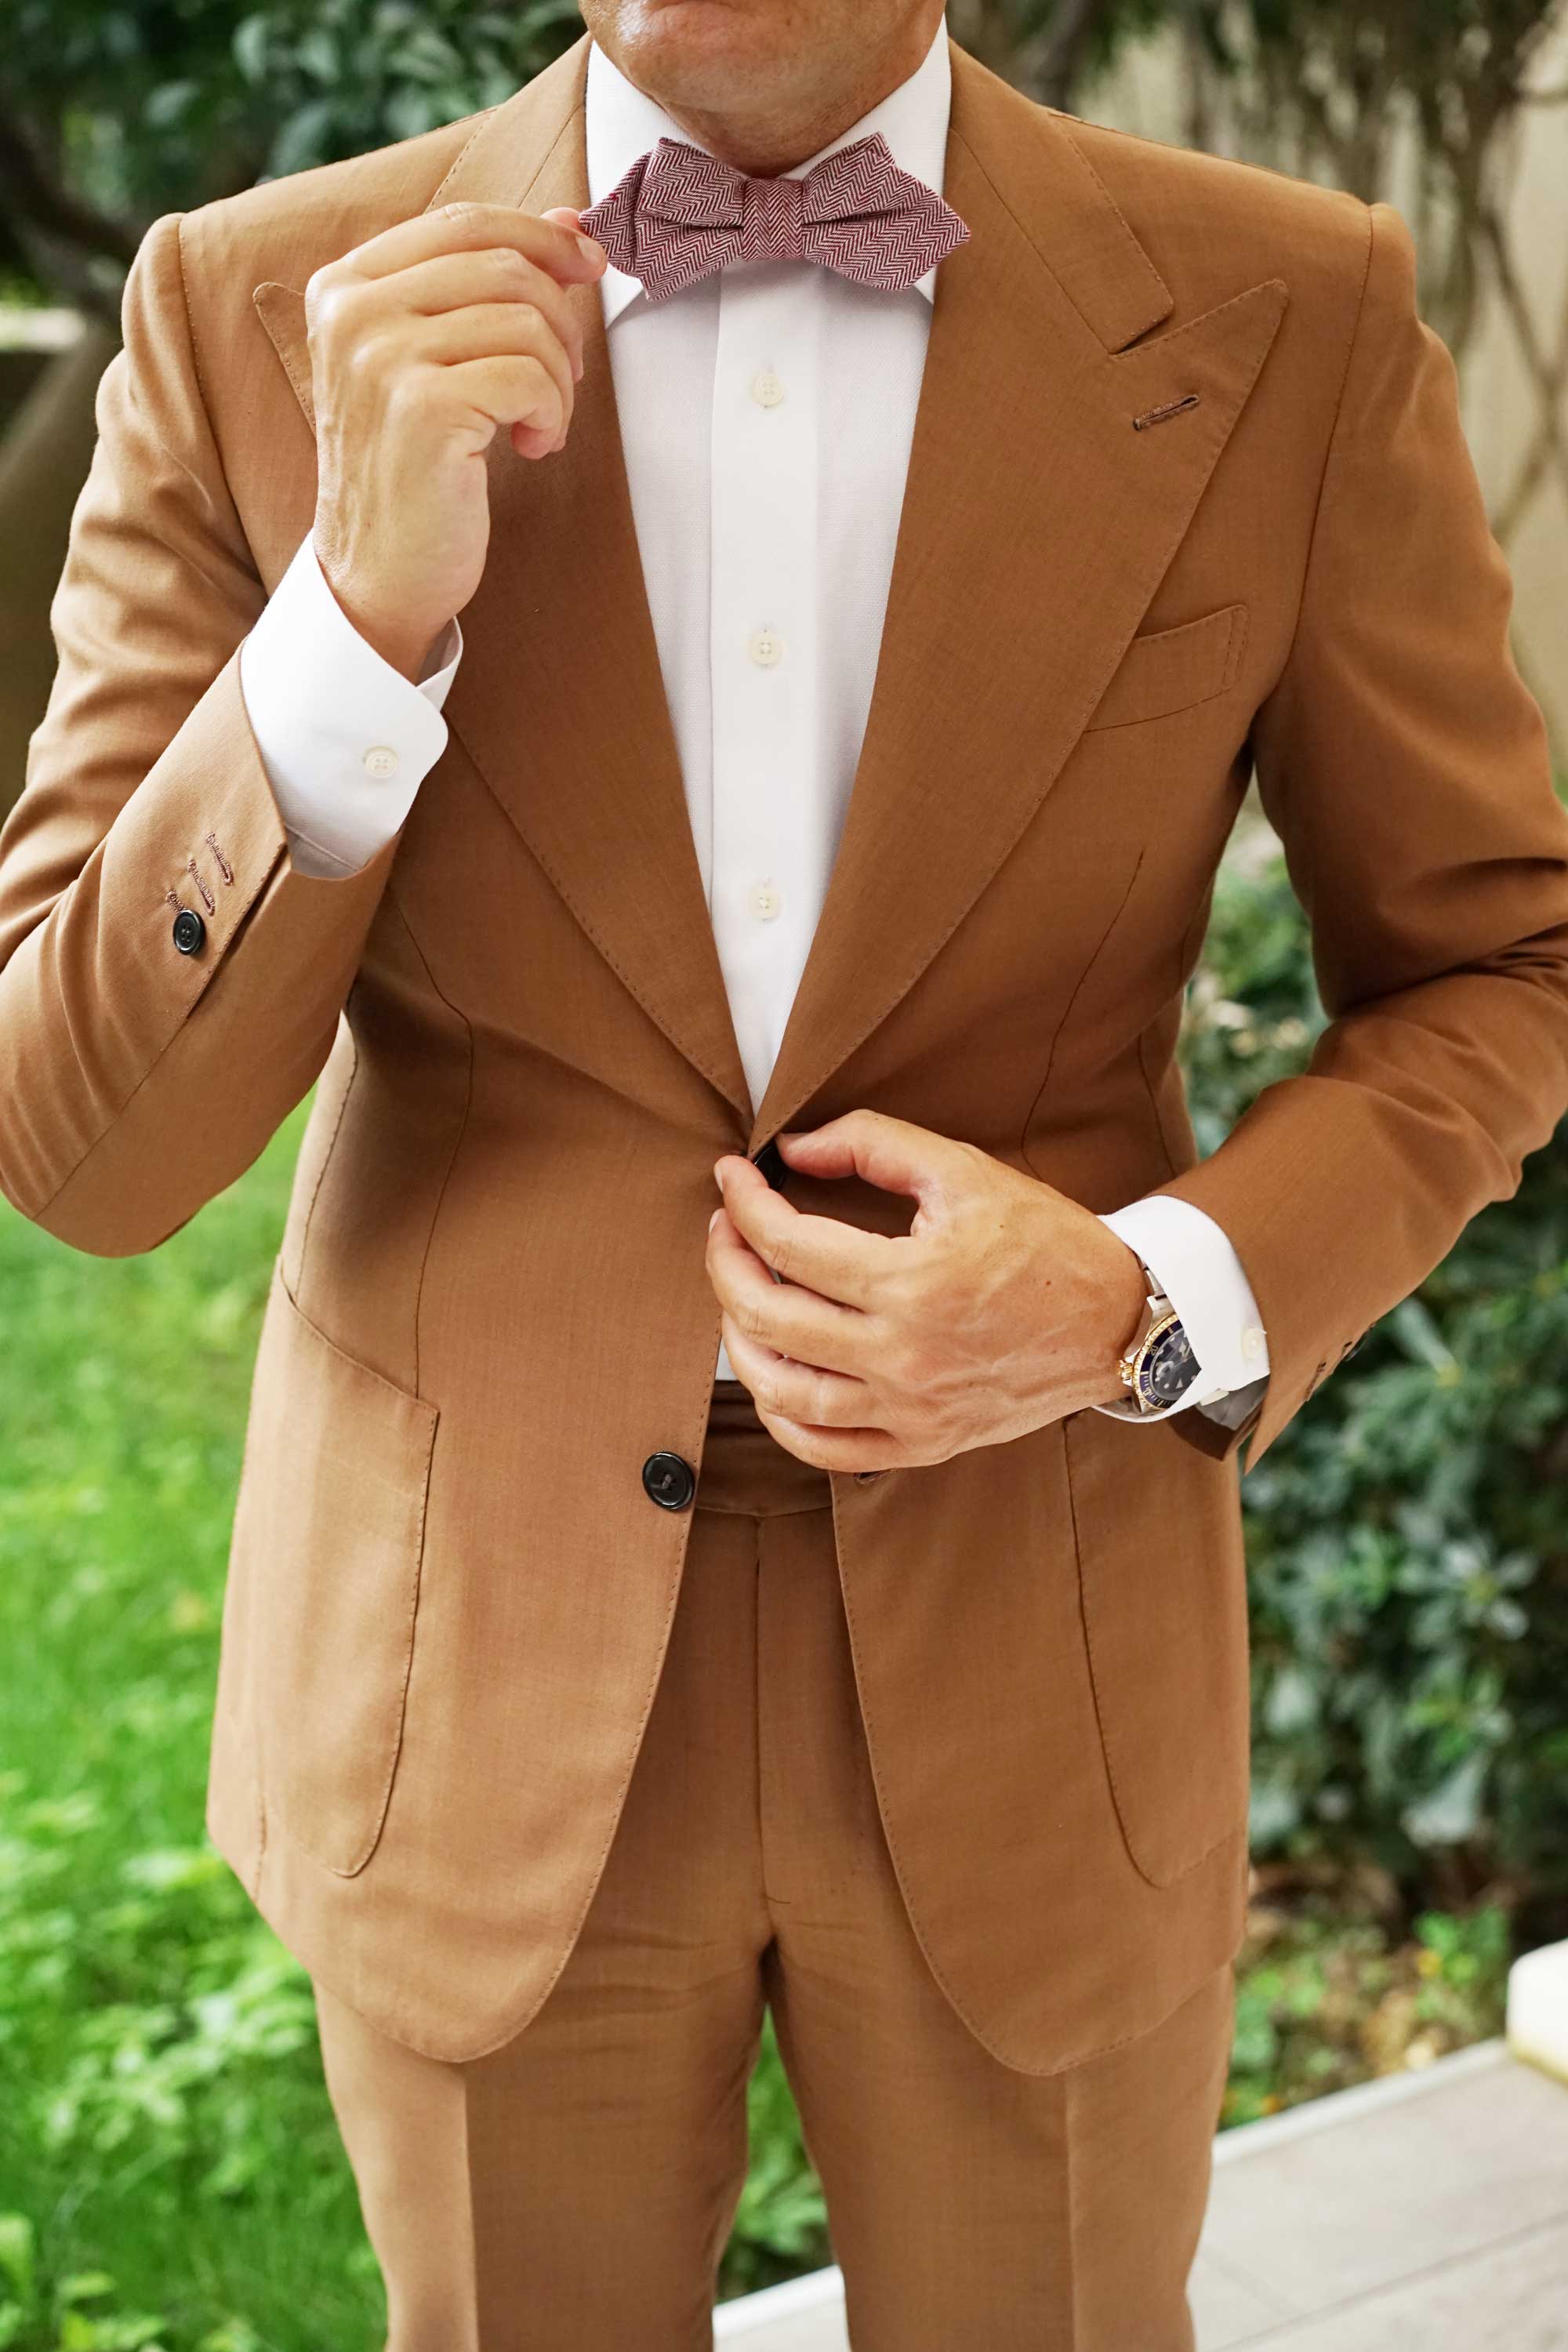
539,204,608,271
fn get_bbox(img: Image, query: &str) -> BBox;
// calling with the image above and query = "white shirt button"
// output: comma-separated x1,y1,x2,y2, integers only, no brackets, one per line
751,368,786,408
749,881,782,923
361,745,400,778
748,628,784,669
1242,1325,1265,1361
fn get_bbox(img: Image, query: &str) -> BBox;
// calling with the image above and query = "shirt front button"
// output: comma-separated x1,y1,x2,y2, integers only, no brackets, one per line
751,368,786,408
362,745,400,778
750,882,782,922
1242,1325,1265,1361
749,629,784,669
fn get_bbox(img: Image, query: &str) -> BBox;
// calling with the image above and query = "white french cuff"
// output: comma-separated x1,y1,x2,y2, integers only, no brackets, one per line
1090,1192,1271,1425
238,531,463,879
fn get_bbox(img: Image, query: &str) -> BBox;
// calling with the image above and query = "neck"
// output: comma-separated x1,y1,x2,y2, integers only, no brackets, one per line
630,21,941,177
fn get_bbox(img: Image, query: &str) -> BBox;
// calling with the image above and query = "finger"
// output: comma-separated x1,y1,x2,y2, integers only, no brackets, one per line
384,247,586,378
707,1205,873,1375
715,1156,893,1308
412,303,576,430
440,352,568,445
328,201,608,292
751,1396,904,1476
774,1109,973,1211
718,1312,878,1432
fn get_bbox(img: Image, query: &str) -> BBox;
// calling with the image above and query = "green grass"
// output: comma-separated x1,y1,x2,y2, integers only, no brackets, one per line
2,1105,388,2350
0,1098,1508,2350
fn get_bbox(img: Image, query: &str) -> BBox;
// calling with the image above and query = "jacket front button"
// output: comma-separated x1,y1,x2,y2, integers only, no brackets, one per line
172,907,206,955
751,1138,787,1192
642,1450,696,1511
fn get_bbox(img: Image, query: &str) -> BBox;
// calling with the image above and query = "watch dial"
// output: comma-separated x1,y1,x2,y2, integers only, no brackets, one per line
1146,1326,1197,1404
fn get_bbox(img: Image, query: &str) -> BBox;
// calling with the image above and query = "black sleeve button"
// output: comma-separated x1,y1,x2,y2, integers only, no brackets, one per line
642,1451,696,1512
172,907,207,955
751,1138,787,1191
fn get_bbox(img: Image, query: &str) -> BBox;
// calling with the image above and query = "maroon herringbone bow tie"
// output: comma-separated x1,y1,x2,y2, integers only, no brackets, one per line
576,130,970,304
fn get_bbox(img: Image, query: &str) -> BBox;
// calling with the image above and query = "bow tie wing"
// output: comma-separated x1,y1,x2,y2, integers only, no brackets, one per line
577,130,970,304
579,139,746,302
800,132,970,292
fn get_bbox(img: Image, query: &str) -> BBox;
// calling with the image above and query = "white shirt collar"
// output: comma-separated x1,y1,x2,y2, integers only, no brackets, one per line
585,13,953,325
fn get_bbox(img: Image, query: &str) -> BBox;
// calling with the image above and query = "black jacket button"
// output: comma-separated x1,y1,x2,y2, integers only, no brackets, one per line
751,1138,787,1191
172,907,206,955
642,1451,695,1511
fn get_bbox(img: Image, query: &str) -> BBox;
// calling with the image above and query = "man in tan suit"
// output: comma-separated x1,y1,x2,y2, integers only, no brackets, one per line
3,0,1567,2341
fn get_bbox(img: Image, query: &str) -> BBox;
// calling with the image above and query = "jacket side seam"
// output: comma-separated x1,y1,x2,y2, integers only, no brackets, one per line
293,1015,360,1301
386,884,475,1399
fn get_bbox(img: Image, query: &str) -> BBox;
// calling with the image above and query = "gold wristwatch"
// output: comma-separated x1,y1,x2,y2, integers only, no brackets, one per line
1110,1264,1201,1416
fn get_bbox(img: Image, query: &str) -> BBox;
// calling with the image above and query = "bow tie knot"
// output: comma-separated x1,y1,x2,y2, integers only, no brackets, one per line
578,131,970,304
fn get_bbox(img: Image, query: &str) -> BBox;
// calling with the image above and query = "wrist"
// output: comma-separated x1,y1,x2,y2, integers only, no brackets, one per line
1087,1236,1152,1407
313,537,445,685
1109,1236,1151,1356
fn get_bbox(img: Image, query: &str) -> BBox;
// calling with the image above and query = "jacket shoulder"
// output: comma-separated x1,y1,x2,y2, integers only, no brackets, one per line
176,107,498,296
1047,111,1373,321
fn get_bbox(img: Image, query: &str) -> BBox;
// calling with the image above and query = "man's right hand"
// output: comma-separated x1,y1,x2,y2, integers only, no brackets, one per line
305,201,608,681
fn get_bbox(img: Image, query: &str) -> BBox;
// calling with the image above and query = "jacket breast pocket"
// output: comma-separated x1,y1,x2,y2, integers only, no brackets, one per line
1083,603,1248,732
227,1255,439,1877
1063,1405,1251,1886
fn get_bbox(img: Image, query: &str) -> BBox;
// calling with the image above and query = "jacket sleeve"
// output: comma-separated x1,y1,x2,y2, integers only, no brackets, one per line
1148,198,1568,1472
0,209,406,1255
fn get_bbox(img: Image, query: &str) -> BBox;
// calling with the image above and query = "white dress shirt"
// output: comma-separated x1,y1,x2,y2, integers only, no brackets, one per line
237,14,1270,1421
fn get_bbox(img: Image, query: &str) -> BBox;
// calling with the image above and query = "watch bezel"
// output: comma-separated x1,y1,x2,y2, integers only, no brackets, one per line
1127,1305,1201,1412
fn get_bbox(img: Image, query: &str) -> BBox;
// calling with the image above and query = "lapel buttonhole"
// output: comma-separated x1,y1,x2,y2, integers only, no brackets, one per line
1133,391,1202,431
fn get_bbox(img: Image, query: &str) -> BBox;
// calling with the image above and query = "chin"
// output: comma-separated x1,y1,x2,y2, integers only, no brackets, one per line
604,0,807,91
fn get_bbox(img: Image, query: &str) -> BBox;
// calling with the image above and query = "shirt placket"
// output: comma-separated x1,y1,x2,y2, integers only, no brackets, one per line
708,263,822,1118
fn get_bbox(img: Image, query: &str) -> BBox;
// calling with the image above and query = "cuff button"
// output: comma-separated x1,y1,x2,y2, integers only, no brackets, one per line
172,907,206,955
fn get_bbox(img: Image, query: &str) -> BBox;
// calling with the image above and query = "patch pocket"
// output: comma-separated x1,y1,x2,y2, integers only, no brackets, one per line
1084,603,1248,731
1063,1406,1251,1886
232,1256,439,1877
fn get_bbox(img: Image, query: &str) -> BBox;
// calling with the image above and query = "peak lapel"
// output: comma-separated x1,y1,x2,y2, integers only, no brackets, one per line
252,31,756,1129
747,45,1287,1148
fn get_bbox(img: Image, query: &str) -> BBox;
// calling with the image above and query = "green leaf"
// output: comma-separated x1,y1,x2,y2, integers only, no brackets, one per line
0,2217,34,2303
1402,1748,1490,1847
58,2273,117,2305
1386,1296,1460,1375
231,14,270,84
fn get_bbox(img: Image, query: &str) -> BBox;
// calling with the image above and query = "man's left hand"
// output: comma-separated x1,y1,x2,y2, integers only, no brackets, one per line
706,1109,1150,1474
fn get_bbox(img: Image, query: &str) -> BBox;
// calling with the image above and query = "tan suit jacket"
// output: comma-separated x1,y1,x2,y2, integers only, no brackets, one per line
3,32,1566,2071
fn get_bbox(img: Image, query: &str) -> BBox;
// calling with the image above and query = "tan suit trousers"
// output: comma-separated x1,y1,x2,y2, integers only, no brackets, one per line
311,1384,1236,2350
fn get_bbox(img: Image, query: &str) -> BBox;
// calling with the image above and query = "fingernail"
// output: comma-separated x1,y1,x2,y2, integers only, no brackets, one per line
572,351,584,381
576,232,603,262
713,1160,725,1185
708,1208,721,1232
